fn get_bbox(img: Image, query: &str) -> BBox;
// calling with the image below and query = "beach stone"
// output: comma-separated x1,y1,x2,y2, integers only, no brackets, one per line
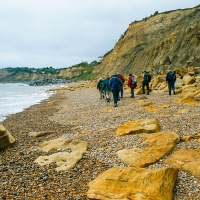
87,167,179,200
116,118,160,136
34,138,87,171
182,74,195,85
0,124,15,150
161,104,170,109
174,108,190,116
181,133,200,141
177,92,198,106
164,148,200,179
117,131,180,167
28,131,54,137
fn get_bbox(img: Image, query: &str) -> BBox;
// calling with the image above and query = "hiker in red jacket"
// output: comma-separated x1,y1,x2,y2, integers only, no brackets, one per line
128,73,137,98
117,72,125,98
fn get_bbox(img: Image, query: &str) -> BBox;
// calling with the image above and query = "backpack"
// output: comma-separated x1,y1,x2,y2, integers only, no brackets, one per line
118,74,125,83
167,71,174,81
132,77,137,88
112,78,118,89
147,74,151,82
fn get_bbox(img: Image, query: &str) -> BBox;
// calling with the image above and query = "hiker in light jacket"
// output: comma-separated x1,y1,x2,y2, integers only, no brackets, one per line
109,74,122,107
103,75,112,102
128,73,137,98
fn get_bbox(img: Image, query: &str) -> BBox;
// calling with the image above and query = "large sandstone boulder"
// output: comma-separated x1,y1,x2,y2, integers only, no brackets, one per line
0,124,15,150
116,118,160,136
181,133,200,142
87,167,179,200
34,138,87,171
182,74,195,85
164,148,200,179
117,131,180,167
177,92,198,106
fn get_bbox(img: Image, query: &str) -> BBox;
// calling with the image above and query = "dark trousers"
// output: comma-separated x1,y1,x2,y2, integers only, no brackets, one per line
168,81,175,95
142,83,150,95
112,90,120,104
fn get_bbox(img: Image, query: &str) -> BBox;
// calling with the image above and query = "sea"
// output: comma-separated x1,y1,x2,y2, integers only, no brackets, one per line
0,83,59,122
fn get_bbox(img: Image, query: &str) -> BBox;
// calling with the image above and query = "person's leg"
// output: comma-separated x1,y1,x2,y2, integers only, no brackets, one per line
121,87,123,98
131,88,134,98
142,84,145,94
99,90,102,99
171,81,175,94
112,90,117,106
146,83,150,95
108,91,112,101
116,90,120,103
168,82,172,95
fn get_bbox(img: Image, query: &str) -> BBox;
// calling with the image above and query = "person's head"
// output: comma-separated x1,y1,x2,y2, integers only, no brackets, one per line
99,78,102,81
129,73,132,77
107,75,110,79
116,72,120,75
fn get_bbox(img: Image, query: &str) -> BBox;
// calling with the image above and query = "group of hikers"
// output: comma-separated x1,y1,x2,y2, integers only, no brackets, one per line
97,70,176,107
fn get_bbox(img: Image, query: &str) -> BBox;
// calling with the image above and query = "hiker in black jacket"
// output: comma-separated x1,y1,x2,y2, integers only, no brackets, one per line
142,71,151,95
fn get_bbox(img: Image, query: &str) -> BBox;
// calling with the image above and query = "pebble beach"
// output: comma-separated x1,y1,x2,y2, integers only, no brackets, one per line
0,81,200,200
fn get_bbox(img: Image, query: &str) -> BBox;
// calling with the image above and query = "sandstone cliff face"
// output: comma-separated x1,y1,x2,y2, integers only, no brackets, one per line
96,6,200,76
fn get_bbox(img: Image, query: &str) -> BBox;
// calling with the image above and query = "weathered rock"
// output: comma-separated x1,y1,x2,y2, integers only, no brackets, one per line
181,133,200,142
87,167,179,200
182,74,196,85
116,118,160,136
0,124,15,149
28,131,54,137
174,108,190,116
164,148,200,179
117,131,180,167
34,138,87,171
177,92,198,106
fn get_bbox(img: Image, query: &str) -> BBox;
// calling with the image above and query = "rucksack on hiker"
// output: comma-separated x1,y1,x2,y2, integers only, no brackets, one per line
132,77,137,88
112,79,118,89
118,74,125,83
147,74,151,82
167,71,174,81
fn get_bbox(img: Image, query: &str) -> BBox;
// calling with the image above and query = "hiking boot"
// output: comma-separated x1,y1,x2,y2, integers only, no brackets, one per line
114,104,117,107
173,91,176,95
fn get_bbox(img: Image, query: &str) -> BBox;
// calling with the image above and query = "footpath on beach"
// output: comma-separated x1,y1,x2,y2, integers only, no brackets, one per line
0,80,200,200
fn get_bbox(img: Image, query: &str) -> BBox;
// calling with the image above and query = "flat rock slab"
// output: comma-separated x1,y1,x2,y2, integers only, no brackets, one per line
177,93,198,106
34,138,87,171
116,118,160,136
164,148,200,179
87,167,179,200
0,124,15,150
28,131,54,137
181,133,200,142
117,131,180,167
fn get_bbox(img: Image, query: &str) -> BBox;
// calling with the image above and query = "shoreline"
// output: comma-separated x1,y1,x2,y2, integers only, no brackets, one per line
1,81,200,199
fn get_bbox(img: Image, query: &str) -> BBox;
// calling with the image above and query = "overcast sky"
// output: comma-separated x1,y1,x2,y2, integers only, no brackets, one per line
0,0,199,68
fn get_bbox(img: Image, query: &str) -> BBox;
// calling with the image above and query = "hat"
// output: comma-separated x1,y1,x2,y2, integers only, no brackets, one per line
129,73,132,76
116,72,120,75
99,78,102,80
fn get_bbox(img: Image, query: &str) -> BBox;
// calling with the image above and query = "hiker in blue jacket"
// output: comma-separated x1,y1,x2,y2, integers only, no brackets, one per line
109,74,122,107
166,70,176,95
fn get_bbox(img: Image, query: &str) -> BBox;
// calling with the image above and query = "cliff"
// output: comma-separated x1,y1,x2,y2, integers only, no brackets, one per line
95,6,200,77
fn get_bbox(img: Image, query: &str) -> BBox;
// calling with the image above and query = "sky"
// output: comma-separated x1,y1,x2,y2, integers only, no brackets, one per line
0,0,199,69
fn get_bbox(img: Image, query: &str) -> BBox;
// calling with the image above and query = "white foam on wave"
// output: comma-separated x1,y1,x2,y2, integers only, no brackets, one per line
0,83,56,122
